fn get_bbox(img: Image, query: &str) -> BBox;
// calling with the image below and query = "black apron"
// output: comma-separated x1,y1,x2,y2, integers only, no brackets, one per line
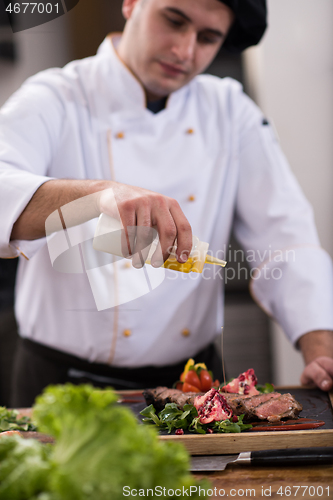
11,337,223,407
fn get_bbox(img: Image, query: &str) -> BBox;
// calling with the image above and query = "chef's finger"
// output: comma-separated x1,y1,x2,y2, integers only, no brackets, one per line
169,201,192,263
132,226,155,268
151,211,177,266
132,207,154,268
97,187,132,258
119,207,136,258
300,362,333,391
118,225,136,258
150,239,164,268
314,356,333,376
314,357,333,390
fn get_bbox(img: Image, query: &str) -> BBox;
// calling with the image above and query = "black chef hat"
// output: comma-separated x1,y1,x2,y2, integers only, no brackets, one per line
220,0,267,53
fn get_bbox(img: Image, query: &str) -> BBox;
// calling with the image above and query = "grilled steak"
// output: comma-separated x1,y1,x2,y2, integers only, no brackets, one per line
143,387,202,412
234,392,281,418
253,393,303,422
143,388,302,423
222,393,252,415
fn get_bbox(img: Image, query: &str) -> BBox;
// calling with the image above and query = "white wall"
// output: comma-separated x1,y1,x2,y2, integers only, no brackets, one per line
244,0,333,385
0,15,72,107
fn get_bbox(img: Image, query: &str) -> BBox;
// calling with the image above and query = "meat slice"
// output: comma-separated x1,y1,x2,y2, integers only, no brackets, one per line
253,393,303,422
222,393,252,415
143,387,169,410
143,387,203,411
234,392,281,419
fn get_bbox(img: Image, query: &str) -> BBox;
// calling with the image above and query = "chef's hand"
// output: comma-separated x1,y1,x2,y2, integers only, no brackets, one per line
98,184,192,268
300,357,333,391
298,330,333,391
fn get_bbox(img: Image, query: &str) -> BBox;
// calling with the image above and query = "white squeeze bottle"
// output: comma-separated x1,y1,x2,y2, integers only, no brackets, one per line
93,213,227,274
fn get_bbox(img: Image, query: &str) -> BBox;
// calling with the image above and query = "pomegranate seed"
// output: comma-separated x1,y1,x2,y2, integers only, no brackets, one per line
239,374,245,381
175,429,184,435
207,428,214,434
232,415,238,423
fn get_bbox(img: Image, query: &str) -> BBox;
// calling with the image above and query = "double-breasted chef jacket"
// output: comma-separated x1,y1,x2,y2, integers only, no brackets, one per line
0,35,332,367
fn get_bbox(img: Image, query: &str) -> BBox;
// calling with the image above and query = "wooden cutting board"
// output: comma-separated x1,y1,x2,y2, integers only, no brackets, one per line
14,387,333,455
125,387,333,456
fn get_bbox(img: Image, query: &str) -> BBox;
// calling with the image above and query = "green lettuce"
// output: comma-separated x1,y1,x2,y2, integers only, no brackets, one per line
32,384,208,500
0,435,53,500
0,407,37,432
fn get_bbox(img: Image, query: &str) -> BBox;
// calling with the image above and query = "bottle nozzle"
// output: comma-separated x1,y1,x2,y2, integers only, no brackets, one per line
205,254,227,268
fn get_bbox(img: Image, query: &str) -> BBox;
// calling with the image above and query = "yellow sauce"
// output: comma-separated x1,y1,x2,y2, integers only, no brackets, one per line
161,255,227,273
162,257,195,273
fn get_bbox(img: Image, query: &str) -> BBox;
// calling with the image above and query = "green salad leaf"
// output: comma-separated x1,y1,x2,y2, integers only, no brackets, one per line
141,403,199,433
140,403,252,434
0,435,53,500
212,414,252,433
0,407,37,433
32,384,118,440
256,383,275,394
33,384,208,500
0,384,210,499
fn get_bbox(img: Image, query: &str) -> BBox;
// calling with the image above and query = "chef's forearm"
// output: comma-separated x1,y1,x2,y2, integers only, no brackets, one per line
297,330,333,365
10,179,110,241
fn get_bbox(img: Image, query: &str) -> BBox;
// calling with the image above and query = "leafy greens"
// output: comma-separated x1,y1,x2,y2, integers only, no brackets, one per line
140,403,252,434
256,383,275,394
0,407,37,433
0,384,209,500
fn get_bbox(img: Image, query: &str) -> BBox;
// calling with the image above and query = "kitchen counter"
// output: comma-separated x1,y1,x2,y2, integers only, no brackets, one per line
193,463,333,499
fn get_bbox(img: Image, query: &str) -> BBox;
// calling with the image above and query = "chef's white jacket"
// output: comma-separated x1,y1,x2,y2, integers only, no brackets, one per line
0,35,332,367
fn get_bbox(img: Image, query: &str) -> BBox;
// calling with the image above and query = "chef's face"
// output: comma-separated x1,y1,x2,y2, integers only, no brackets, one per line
118,0,235,100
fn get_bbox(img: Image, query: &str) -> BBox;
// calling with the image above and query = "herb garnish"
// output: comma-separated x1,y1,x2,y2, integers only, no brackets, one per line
256,383,275,394
0,407,37,432
140,403,252,434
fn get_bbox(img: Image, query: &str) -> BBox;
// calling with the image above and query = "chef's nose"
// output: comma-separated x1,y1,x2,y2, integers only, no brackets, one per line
172,31,196,63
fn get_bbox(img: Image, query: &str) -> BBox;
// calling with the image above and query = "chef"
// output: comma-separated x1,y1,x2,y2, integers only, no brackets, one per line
0,0,333,407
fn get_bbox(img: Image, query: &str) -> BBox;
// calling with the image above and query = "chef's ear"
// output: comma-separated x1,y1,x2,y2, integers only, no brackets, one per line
122,0,142,20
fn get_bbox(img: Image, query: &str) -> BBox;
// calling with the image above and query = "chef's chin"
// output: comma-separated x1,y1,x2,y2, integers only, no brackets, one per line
143,71,190,100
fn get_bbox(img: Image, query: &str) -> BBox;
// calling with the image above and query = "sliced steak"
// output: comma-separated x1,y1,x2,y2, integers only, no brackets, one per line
143,388,303,423
143,387,169,410
222,393,252,415
143,387,203,411
235,392,281,419
253,393,303,422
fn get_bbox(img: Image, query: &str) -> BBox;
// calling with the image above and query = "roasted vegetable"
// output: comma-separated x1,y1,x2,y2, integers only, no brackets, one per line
176,359,219,393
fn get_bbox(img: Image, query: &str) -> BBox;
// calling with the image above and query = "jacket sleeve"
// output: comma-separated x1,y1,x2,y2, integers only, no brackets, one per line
0,77,64,259
233,92,333,345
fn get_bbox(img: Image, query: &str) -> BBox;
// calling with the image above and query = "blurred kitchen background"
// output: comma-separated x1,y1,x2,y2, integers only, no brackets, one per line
0,0,332,404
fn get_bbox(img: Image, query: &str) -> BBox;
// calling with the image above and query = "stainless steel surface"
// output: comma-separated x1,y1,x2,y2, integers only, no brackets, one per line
236,451,251,464
190,454,240,472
